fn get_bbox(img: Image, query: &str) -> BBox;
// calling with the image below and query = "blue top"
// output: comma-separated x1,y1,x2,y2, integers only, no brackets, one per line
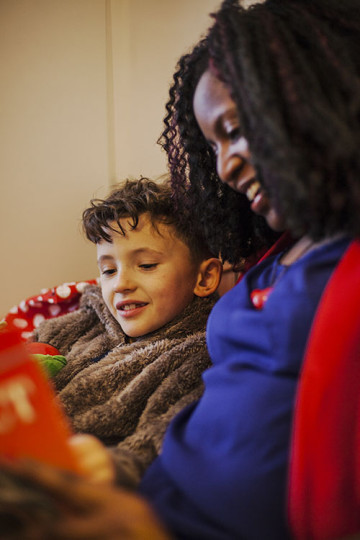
139,237,350,539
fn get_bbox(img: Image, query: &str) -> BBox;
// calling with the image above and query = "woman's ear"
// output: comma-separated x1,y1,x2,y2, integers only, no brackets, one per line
193,258,223,297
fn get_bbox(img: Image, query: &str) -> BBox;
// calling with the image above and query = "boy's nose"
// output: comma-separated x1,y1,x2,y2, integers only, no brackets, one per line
113,269,136,293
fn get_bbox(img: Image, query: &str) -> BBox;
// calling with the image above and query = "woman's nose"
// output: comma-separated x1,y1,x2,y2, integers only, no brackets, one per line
217,146,243,186
216,137,250,186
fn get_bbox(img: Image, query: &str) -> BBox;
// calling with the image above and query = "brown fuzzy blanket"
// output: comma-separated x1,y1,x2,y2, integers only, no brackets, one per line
34,285,217,488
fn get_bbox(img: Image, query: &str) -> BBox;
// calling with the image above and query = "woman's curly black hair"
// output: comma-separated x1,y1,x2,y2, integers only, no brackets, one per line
159,0,360,264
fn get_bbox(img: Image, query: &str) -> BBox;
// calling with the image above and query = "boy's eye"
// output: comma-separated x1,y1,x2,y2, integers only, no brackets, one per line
101,268,116,276
139,263,158,270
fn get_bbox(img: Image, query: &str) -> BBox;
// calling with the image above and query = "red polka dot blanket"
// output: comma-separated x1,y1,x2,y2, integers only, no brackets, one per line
2,279,98,341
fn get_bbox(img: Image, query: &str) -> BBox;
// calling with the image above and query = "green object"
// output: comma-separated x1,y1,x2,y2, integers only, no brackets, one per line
32,354,67,377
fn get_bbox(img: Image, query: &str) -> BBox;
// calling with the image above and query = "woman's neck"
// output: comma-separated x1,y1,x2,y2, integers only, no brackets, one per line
280,234,343,266
280,236,314,266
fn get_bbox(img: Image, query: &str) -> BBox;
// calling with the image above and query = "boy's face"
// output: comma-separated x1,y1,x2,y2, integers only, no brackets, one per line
97,213,200,338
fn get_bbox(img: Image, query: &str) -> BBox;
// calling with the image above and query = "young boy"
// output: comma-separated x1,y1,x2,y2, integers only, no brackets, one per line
32,177,222,487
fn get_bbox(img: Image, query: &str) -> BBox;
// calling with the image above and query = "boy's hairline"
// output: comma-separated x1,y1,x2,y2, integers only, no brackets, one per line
94,211,213,266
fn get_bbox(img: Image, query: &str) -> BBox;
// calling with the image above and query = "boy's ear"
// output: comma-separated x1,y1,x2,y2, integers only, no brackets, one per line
193,258,223,297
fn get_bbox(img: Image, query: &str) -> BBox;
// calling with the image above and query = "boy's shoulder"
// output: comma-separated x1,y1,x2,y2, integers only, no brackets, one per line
32,284,113,353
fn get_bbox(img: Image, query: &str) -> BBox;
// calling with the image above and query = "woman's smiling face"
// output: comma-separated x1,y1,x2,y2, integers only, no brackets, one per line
193,69,286,232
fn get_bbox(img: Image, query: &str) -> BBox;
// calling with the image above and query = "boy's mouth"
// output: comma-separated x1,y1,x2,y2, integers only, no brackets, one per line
116,301,147,312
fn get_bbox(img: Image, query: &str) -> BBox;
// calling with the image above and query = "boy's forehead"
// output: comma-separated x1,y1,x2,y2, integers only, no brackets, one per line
97,215,190,254
104,214,175,239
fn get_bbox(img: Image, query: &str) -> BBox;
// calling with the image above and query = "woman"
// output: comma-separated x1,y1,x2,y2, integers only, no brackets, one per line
139,1,360,538
2,1,360,538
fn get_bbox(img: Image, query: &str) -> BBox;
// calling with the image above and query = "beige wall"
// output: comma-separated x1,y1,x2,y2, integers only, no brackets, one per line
109,0,221,180
0,0,220,317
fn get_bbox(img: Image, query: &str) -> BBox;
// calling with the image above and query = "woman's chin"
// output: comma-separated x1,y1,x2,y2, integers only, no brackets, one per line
264,208,286,232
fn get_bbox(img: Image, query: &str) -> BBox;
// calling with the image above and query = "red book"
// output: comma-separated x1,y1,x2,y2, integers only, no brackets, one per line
0,329,82,474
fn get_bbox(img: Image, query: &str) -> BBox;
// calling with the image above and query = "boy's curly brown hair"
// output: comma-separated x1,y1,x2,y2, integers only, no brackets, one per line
82,177,215,264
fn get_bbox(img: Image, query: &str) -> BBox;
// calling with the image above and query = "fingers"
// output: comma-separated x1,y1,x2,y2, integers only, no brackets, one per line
0,459,171,540
52,499,172,540
68,434,116,484
2,458,92,511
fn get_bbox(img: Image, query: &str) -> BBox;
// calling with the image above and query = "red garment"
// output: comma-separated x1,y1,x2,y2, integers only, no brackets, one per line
3,279,98,341
256,230,294,264
288,239,360,539
236,231,294,284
